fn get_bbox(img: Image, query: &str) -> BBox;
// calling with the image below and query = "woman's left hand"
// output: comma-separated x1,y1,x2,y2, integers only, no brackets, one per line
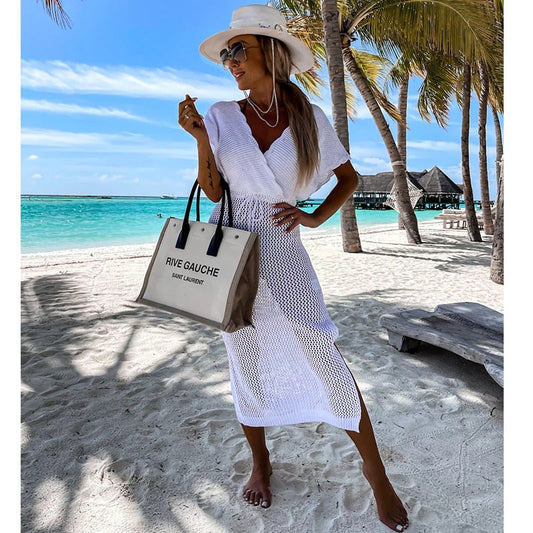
271,203,321,233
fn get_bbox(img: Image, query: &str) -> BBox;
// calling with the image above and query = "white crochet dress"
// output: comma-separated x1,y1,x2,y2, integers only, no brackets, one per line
204,101,361,432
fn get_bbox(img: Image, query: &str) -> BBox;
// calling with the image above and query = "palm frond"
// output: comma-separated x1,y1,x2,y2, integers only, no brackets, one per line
417,53,461,127
39,0,71,29
355,0,500,66
295,68,326,97
350,48,403,124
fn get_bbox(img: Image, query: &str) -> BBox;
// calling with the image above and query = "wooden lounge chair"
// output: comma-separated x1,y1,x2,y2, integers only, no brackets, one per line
379,302,503,387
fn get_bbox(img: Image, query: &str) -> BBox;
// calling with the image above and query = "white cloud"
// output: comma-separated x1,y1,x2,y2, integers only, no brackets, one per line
21,127,198,159
21,99,152,122
28,154,39,160
350,143,388,161
310,98,373,121
407,140,461,152
353,106,373,120
31,173,42,179
21,60,240,102
353,157,391,175
22,128,138,147
441,164,463,183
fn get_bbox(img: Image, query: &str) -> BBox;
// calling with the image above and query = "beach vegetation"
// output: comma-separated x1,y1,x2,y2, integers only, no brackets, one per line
37,0,72,29
320,0,363,252
276,0,502,248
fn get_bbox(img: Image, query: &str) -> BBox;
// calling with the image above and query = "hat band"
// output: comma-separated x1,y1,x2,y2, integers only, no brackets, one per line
230,22,286,34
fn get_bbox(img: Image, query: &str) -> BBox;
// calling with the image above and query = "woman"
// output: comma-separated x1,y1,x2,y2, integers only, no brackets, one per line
178,5,409,532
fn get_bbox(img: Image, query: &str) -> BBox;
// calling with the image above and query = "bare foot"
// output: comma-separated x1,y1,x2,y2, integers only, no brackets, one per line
363,464,409,532
242,458,273,508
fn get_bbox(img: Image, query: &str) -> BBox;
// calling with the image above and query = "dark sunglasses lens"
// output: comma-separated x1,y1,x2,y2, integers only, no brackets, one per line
220,42,245,68
231,42,245,62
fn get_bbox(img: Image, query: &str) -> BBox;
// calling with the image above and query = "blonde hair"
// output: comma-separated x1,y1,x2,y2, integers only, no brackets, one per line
257,36,320,189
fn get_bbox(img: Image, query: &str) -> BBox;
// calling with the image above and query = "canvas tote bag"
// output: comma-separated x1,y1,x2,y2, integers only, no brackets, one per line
137,179,259,332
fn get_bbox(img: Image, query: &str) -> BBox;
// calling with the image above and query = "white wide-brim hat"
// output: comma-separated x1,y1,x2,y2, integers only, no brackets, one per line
199,4,315,74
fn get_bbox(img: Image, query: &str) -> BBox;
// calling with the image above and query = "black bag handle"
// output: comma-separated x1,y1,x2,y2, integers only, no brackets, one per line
175,177,232,257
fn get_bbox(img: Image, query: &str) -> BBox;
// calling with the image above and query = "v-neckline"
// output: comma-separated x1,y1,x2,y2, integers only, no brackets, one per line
233,101,290,155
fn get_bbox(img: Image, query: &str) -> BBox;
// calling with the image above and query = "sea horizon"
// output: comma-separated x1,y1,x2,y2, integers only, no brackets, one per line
21,194,450,255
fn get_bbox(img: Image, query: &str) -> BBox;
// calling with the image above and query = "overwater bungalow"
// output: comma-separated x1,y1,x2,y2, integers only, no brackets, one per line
354,166,463,210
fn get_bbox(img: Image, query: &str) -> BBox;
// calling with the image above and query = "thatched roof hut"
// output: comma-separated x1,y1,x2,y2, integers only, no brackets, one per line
356,171,423,193
417,166,463,194
354,166,462,209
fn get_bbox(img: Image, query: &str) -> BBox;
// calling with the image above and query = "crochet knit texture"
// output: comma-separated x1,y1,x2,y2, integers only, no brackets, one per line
204,101,361,431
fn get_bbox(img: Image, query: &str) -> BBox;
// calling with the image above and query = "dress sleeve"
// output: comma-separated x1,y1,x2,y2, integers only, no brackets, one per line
298,105,351,199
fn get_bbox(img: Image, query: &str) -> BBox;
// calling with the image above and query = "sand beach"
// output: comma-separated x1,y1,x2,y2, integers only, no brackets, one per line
20,220,504,532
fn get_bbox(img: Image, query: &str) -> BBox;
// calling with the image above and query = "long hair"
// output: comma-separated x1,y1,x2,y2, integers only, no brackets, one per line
257,36,320,189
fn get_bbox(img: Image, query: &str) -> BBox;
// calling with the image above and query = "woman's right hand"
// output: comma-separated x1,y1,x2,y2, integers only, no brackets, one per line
178,94,207,141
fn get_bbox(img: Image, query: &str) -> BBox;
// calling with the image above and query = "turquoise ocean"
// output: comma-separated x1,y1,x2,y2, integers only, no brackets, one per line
21,195,441,254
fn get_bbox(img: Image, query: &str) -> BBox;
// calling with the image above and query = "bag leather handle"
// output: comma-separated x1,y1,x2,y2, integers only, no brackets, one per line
176,177,233,257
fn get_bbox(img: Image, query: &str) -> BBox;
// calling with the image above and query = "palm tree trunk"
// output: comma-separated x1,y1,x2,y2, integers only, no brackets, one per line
490,156,503,284
491,106,503,186
397,75,409,165
460,63,482,242
478,61,494,235
490,106,503,284
321,0,362,253
342,47,421,244
397,74,409,229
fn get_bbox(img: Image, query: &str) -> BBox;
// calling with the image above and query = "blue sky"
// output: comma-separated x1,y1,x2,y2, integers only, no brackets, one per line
19,0,501,199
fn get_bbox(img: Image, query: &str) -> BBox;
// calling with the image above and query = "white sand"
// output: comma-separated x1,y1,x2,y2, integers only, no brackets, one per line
21,220,503,532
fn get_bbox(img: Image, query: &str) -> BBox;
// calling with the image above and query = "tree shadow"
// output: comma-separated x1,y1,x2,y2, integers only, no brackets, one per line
21,271,503,532
21,272,241,532
361,230,494,272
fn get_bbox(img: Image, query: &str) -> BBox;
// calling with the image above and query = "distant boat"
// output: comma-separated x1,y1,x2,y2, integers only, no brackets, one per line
161,194,178,199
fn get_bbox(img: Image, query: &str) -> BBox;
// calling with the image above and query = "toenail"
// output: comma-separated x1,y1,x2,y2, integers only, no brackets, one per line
395,526,403,532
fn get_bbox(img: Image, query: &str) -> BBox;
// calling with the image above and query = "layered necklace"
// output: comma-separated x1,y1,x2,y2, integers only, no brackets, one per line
243,39,280,128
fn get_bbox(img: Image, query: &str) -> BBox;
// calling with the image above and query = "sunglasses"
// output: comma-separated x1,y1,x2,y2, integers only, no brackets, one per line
219,41,259,69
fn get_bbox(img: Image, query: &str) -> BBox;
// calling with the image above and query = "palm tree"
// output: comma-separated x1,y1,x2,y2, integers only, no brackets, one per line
320,0,363,252
345,1,497,245
395,66,408,230
280,0,497,245
488,0,504,283
456,0,502,243
387,51,459,225
476,59,494,235
38,0,71,28
491,106,504,186
341,44,422,243
476,1,503,238
489,102,503,284
490,156,503,284
459,62,483,242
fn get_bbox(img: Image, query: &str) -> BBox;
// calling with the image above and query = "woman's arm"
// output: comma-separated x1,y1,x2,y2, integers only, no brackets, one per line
196,136,223,202
272,160,359,232
178,95,223,202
